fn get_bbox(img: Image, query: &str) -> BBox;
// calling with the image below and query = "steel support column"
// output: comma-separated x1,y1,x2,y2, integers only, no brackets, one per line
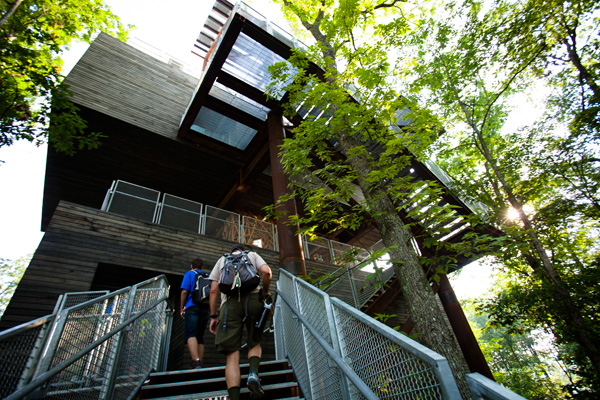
437,273,495,380
267,110,306,275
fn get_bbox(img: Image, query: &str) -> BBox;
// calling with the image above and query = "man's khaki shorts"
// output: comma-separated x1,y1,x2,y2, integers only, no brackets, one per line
215,291,264,354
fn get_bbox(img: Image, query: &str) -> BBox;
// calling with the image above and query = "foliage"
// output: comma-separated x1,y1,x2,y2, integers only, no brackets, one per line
0,0,130,154
382,0,600,392
480,255,600,397
0,255,30,317
267,0,600,395
268,1,491,395
463,300,566,399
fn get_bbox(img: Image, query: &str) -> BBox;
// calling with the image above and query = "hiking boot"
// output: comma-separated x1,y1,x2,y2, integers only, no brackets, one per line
247,370,264,399
191,359,202,369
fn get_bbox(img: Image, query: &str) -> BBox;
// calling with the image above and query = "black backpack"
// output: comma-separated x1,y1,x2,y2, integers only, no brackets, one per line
218,250,260,296
191,270,211,305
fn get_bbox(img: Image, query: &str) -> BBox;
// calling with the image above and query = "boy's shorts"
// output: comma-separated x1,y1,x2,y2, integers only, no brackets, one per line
215,291,264,354
184,304,210,344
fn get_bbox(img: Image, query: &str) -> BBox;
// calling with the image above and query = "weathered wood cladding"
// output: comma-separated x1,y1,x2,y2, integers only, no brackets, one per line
63,32,197,140
1,201,282,369
43,31,275,231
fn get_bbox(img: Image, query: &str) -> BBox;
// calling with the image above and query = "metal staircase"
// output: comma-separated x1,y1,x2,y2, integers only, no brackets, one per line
0,272,525,400
137,360,302,399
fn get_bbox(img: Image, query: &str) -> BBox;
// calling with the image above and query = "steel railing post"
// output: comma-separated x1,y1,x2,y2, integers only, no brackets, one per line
16,319,54,391
292,275,313,400
100,180,116,211
197,204,203,234
158,308,173,372
29,309,70,397
346,265,360,309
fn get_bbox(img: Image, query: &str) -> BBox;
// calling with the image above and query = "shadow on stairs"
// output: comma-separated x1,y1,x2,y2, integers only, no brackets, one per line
135,359,304,400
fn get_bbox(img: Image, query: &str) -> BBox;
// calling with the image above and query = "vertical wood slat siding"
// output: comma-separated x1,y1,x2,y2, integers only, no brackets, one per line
63,32,198,140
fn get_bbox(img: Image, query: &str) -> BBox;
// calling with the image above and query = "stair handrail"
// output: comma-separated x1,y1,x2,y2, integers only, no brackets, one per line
1,275,171,400
320,255,396,309
466,372,528,400
0,291,113,398
274,268,462,400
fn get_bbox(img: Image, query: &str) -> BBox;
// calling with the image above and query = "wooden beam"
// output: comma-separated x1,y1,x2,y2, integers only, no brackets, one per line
179,13,245,137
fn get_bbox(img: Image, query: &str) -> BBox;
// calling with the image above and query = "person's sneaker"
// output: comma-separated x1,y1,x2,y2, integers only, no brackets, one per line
191,359,202,369
247,370,264,399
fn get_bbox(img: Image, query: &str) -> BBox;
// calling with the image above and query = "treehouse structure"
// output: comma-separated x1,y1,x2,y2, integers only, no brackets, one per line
1,0,495,378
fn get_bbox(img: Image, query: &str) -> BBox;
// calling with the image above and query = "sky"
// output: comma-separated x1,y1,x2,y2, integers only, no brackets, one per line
0,0,495,299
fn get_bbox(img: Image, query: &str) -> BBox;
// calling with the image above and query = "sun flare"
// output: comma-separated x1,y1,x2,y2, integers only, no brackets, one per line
506,204,534,221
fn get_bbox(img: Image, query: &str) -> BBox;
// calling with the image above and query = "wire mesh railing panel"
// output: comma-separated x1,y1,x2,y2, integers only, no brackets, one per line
303,236,332,264
111,285,168,400
106,192,159,222
158,194,203,233
44,293,128,400
0,317,54,398
355,264,396,308
276,269,462,400
106,181,161,223
322,271,356,308
302,323,344,399
276,271,314,399
295,279,344,399
113,181,161,201
204,206,240,242
330,240,356,267
295,279,333,346
279,299,312,400
17,276,172,400
242,216,277,251
332,300,444,400
58,292,110,313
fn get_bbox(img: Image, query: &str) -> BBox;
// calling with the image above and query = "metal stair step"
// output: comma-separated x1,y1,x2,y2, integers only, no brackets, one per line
146,360,292,385
139,381,302,400
138,359,302,399
142,369,294,392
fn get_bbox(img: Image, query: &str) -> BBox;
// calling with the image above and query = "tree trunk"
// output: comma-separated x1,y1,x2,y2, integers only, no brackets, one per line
335,131,472,398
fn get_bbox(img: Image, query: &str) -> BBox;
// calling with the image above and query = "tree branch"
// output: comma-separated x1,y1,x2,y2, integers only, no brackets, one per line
0,0,24,27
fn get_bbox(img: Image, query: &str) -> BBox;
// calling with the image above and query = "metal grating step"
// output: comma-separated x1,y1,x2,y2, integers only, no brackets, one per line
140,381,301,400
137,360,302,399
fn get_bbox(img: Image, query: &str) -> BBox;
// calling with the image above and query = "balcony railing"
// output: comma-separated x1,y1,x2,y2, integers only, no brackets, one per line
101,180,395,308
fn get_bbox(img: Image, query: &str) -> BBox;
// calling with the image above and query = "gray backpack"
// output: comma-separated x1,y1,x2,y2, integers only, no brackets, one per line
218,251,260,296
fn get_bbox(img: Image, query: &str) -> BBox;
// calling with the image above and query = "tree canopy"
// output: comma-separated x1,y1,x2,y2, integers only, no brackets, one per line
0,0,130,154
266,0,600,396
0,255,30,317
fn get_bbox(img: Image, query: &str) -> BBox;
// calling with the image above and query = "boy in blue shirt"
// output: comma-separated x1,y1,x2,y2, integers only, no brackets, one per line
180,257,210,369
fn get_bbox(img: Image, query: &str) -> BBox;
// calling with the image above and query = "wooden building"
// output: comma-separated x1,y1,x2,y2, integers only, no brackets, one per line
1,0,494,376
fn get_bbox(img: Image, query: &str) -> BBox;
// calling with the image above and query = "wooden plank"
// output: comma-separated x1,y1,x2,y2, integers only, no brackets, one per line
64,33,198,139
